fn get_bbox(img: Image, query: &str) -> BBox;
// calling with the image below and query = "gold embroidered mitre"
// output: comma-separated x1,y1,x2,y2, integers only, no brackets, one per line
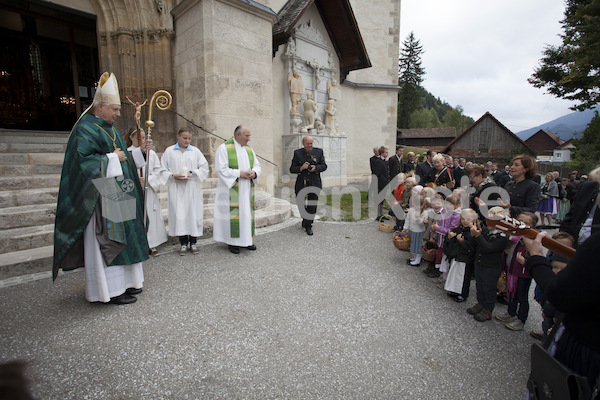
93,72,121,106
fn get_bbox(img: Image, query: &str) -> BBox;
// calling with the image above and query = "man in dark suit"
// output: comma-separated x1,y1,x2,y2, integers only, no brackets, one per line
387,145,404,181
415,150,436,184
453,157,468,187
403,151,417,173
560,178,599,245
290,136,328,236
369,146,379,176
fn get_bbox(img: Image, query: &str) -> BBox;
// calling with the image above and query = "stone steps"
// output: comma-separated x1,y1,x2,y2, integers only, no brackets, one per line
0,188,59,208
0,174,62,191
0,203,56,230
0,189,277,255
0,129,293,280
0,197,291,279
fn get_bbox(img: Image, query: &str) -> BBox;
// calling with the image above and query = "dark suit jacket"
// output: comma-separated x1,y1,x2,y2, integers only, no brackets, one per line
290,147,327,195
453,166,467,187
388,155,403,181
403,161,416,173
372,156,389,191
415,161,433,183
560,180,600,242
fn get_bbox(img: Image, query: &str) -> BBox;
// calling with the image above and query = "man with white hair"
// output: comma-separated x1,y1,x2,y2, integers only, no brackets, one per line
213,125,262,254
53,72,151,304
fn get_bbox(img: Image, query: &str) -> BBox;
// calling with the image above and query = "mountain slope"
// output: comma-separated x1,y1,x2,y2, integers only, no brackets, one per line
516,105,600,141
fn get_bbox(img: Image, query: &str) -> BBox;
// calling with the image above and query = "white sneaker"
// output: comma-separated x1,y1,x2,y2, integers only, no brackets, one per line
495,312,517,323
505,319,525,331
190,244,199,254
179,245,187,255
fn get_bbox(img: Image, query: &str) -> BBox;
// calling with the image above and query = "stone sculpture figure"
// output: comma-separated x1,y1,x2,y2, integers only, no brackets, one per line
324,100,337,135
327,78,340,103
287,68,305,115
284,37,296,57
303,92,318,129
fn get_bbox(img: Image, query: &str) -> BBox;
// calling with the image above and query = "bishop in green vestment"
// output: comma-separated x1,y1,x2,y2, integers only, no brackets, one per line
53,72,149,304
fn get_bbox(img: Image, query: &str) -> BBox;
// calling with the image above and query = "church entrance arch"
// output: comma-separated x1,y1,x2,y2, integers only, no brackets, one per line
0,0,99,130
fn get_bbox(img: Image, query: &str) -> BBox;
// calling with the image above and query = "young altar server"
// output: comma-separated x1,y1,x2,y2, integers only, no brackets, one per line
126,127,168,256
161,128,209,255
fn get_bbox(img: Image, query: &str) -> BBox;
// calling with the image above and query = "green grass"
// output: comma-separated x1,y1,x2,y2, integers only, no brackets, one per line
322,191,370,222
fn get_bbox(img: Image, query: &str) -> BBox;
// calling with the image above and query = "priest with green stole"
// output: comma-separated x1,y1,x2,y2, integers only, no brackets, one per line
213,125,262,254
53,72,150,305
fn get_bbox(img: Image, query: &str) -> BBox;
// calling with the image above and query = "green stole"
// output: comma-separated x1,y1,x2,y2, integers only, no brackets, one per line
225,137,255,238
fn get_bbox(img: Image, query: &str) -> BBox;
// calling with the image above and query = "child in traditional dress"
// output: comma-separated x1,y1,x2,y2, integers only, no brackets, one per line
495,212,538,331
422,195,444,278
443,208,477,302
431,194,462,286
467,206,510,322
161,128,209,255
125,127,167,256
404,185,426,266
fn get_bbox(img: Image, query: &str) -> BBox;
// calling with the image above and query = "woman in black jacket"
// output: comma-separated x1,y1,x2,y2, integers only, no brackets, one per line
499,154,540,218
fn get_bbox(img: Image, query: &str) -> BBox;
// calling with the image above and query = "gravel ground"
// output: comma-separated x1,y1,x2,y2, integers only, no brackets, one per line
0,218,542,399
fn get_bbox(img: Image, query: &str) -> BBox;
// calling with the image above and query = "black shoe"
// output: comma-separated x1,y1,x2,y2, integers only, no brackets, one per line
454,295,467,303
446,292,459,298
228,245,240,254
426,270,441,278
497,294,508,305
246,244,257,251
125,287,142,295
306,227,313,236
109,293,137,305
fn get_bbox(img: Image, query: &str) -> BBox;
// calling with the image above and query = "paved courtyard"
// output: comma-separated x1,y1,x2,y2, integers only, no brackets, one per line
0,217,541,399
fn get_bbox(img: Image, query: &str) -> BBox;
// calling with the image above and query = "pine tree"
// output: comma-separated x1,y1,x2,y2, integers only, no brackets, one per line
397,32,425,128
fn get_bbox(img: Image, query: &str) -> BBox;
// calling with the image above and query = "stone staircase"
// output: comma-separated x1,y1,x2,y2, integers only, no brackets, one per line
0,129,291,280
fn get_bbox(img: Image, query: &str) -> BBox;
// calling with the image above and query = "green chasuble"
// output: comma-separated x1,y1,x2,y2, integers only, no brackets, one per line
224,137,255,238
52,113,149,280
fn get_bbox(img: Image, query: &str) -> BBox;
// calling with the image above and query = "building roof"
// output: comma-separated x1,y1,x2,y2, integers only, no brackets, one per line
273,0,371,81
523,129,562,151
397,127,456,139
443,112,535,154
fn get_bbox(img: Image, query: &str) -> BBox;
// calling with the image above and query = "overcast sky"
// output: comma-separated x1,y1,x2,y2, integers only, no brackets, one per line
399,0,577,132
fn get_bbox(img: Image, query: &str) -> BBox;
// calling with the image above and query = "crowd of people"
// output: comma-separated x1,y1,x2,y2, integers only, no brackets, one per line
371,144,600,392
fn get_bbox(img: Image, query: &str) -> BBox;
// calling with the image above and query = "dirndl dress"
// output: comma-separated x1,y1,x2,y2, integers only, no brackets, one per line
537,196,556,214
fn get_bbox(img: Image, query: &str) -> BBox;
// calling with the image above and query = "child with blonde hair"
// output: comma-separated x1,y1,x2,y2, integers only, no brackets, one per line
431,194,462,285
404,185,426,266
444,208,478,301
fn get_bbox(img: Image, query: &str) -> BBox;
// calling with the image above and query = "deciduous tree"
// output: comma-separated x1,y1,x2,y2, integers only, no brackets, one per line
528,0,600,111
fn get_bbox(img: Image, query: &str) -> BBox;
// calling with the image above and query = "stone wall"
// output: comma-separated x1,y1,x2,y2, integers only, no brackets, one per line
173,0,277,192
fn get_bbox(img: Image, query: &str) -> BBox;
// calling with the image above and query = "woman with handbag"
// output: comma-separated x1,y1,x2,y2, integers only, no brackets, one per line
523,167,600,398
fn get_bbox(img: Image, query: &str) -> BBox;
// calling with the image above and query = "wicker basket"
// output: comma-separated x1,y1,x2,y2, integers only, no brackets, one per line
422,247,437,262
393,236,410,251
378,215,394,233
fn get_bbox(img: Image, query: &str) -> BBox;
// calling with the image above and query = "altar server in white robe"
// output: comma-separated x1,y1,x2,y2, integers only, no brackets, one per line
126,127,168,256
213,125,261,254
161,128,209,255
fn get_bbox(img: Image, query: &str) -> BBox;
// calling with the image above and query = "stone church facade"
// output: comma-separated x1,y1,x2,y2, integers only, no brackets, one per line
1,0,401,193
